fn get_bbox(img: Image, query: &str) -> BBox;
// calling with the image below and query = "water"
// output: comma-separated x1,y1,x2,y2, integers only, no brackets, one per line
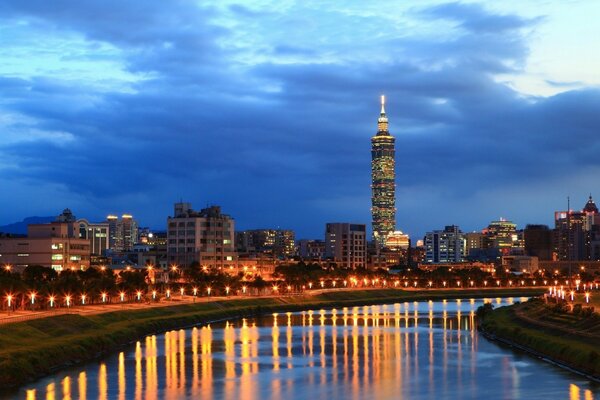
6,297,599,400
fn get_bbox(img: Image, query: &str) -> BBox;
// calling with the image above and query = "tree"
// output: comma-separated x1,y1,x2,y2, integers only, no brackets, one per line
22,265,57,287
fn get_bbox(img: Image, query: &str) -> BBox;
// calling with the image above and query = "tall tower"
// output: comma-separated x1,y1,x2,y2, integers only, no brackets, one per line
371,95,396,248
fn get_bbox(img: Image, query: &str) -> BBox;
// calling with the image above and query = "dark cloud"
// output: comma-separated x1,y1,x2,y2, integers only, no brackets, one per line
423,2,543,33
0,1,597,239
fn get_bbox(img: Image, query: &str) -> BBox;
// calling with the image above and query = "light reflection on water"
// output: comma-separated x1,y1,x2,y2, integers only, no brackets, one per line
9,297,600,400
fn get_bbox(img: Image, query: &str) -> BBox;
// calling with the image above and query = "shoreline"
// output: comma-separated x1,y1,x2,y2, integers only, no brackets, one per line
0,288,543,390
479,299,600,384
479,329,600,384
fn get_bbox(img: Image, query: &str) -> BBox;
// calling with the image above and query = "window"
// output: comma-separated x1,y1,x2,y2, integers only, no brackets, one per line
52,254,63,260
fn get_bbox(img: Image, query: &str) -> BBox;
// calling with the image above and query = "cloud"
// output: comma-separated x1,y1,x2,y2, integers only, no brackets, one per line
0,1,598,240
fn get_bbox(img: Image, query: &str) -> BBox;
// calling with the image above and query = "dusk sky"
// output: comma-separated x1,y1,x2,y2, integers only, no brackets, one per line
1,0,599,239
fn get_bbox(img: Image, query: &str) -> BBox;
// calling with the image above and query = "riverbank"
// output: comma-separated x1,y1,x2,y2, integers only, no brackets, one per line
479,297,600,381
0,288,542,389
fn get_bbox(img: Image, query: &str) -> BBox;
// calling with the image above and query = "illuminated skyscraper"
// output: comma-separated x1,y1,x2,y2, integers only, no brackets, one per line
371,95,396,248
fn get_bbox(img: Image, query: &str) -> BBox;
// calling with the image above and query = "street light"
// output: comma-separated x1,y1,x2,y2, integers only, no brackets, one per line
193,287,198,296
136,291,142,301
65,295,71,307
120,292,125,302
81,294,86,305
242,285,247,294
225,286,230,295
152,290,157,300
30,292,36,305
101,292,107,303
6,294,13,308
207,287,211,296
49,295,55,308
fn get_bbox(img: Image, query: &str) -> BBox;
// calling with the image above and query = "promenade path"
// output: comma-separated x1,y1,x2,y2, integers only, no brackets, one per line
0,286,541,326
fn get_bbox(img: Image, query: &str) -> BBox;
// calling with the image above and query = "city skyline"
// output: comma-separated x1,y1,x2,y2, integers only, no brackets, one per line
1,1,600,240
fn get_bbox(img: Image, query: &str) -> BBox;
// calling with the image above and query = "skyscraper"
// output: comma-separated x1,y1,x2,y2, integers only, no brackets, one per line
371,95,396,248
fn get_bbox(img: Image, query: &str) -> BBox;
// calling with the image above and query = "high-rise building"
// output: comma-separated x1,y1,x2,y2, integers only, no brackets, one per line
424,225,465,263
482,219,518,251
325,223,366,269
106,214,139,251
167,203,236,270
371,95,396,248
553,196,600,261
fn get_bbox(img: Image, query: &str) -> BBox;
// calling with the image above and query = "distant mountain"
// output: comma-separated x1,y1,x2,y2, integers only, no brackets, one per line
0,216,55,235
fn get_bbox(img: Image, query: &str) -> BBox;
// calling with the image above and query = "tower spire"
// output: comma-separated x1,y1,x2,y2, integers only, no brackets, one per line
380,95,386,114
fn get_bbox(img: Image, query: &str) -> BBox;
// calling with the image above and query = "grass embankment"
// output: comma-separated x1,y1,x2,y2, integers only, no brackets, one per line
480,298,600,380
0,288,541,389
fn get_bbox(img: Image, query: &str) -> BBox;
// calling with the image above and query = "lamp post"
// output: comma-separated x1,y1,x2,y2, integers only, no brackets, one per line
6,294,13,314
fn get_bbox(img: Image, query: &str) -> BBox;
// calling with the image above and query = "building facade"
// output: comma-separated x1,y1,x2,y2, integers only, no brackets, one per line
325,223,367,269
75,219,109,255
524,224,553,261
0,221,90,272
236,229,295,257
167,203,236,270
297,239,325,260
424,225,465,263
371,95,396,248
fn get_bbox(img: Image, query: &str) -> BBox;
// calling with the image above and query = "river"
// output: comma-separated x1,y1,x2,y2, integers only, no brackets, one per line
5,297,599,399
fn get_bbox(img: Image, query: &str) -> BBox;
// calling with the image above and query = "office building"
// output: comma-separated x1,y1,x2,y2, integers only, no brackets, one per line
424,225,465,263
325,223,366,269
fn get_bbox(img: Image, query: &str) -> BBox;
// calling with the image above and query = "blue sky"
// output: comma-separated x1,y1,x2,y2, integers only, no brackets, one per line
1,0,599,239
